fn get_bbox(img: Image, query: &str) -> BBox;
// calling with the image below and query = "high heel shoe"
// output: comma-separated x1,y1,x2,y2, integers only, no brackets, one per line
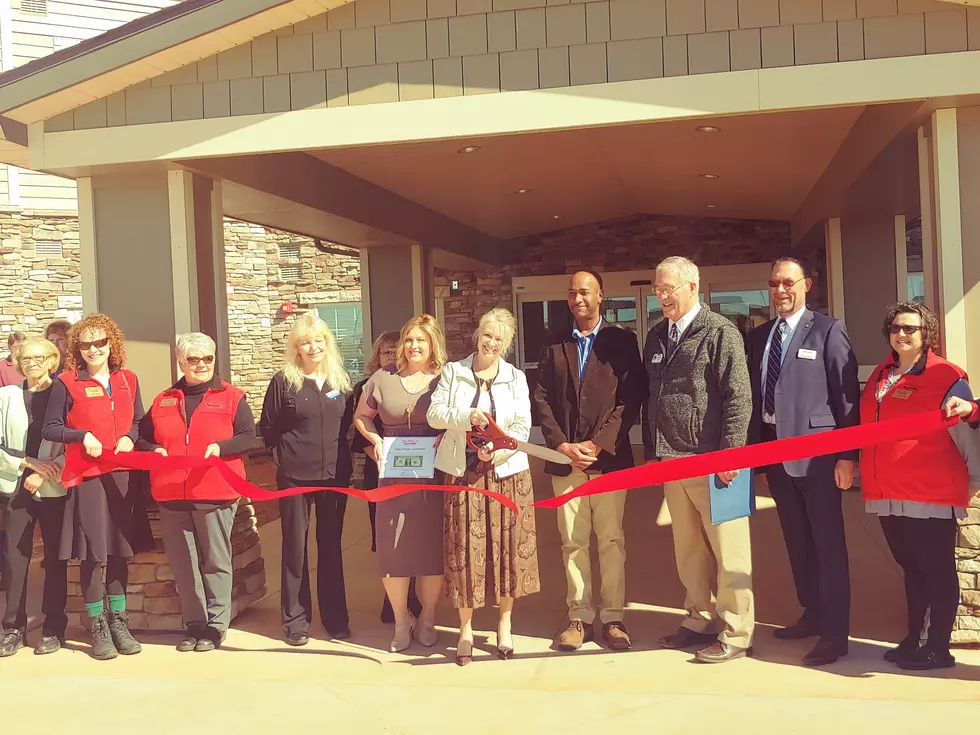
389,620,414,653
496,628,514,660
416,618,438,648
455,636,473,666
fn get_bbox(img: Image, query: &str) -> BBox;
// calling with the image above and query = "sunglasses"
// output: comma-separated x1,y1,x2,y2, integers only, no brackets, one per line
186,355,215,366
19,355,50,365
889,324,923,336
768,277,807,290
78,337,109,351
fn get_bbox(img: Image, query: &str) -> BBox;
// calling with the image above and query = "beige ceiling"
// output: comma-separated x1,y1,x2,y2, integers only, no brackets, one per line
309,106,867,240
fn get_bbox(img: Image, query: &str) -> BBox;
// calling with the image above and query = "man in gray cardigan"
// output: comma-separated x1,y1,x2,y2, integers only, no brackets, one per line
642,256,754,663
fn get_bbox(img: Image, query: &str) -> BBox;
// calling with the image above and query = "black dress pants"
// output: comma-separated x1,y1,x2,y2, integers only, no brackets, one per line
2,493,68,637
879,514,959,653
767,458,851,645
278,477,349,636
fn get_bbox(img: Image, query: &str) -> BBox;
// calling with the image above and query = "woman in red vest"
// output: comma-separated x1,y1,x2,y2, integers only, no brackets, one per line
41,313,144,660
138,332,254,653
861,301,980,671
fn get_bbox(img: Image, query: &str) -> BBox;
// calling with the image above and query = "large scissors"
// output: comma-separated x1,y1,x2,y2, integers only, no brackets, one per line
466,415,572,465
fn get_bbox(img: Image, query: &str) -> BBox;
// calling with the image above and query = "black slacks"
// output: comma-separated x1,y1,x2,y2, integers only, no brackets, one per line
879,514,958,653
766,457,851,644
2,493,68,637
278,476,349,637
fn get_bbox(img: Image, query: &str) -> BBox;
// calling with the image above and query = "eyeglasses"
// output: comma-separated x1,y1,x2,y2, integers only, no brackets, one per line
768,277,807,290
185,355,215,366
889,324,923,336
652,282,690,300
77,337,109,351
19,355,49,365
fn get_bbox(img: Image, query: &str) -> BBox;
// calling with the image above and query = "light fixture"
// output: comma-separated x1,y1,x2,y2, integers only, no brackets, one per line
458,145,481,154
516,188,532,194
550,214,561,220
696,125,721,133
706,204,717,209
700,173,720,179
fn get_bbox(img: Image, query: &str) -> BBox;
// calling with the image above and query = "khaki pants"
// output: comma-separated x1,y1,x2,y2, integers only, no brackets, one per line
552,470,627,625
664,474,755,648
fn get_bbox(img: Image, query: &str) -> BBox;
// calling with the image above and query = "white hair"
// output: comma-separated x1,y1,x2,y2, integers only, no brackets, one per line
176,332,217,363
282,312,352,394
472,308,517,357
657,256,700,287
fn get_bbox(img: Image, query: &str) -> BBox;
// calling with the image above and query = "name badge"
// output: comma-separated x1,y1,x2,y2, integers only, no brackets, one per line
651,354,664,364
159,397,178,407
892,388,914,400
326,389,341,399
798,349,817,360
84,386,105,398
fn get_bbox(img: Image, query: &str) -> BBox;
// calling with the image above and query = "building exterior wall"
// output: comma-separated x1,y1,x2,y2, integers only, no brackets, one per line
42,0,980,132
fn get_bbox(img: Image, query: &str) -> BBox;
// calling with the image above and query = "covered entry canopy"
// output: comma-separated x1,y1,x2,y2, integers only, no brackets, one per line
2,0,980,395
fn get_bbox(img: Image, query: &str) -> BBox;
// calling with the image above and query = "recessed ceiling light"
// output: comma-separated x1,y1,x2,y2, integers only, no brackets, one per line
550,214,561,220
458,145,481,154
706,204,718,209
516,188,532,194
700,173,720,179
696,125,721,133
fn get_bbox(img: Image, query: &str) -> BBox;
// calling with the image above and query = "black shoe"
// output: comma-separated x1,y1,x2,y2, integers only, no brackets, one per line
695,642,753,663
90,613,118,661
803,639,848,667
286,632,310,647
197,626,225,651
195,638,216,652
659,627,718,650
108,611,142,655
408,594,423,619
884,635,921,663
35,634,62,655
773,618,820,640
177,628,200,653
380,596,395,624
0,630,24,658
328,628,351,640
897,647,956,671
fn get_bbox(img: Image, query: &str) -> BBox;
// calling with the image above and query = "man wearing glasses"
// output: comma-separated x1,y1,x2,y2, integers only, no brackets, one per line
642,256,754,663
746,257,859,666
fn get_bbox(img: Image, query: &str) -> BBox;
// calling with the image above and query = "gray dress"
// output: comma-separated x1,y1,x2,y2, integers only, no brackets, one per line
364,366,444,578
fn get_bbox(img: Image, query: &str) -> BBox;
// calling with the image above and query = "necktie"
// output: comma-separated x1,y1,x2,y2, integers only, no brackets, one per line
764,319,788,416
668,323,679,358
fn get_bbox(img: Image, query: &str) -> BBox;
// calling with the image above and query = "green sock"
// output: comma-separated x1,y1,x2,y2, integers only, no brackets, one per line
108,595,126,613
85,600,105,618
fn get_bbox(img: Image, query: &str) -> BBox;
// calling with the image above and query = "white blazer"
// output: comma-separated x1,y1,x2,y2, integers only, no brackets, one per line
0,382,66,498
428,354,531,479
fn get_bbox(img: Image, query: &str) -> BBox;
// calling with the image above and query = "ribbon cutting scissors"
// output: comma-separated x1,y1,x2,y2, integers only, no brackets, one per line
466,415,572,465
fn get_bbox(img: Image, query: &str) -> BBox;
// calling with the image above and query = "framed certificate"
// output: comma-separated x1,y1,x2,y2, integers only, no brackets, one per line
379,436,437,479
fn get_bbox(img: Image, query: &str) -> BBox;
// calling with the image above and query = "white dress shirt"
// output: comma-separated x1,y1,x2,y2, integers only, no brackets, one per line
668,302,702,346
761,307,807,424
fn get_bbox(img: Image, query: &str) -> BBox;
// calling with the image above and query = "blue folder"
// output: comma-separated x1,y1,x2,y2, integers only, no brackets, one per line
709,469,755,525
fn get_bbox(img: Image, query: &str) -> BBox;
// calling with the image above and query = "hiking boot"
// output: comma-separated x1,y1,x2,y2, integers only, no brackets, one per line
90,613,118,661
108,611,142,655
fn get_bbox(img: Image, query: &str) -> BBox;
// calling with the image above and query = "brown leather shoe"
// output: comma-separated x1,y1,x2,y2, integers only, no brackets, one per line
557,620,594,651
658,626,717,650
602,622,632,651
694,642,752,663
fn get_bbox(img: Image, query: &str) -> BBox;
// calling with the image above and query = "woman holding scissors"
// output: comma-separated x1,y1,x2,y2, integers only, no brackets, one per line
428,308,540,665
353,314,446,653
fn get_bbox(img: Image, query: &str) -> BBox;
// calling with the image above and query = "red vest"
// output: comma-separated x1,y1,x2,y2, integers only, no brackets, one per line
61,369,137,487
860,351,970,507
148,381,245,502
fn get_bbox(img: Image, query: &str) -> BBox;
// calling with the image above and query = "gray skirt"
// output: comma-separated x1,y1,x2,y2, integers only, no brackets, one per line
374,477,445,578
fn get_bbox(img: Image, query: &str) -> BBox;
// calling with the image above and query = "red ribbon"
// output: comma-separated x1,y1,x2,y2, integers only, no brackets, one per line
65,411,957,514
532,410,958,509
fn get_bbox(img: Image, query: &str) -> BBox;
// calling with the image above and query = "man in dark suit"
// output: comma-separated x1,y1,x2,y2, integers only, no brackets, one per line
532,270,646,652
747,256,860,667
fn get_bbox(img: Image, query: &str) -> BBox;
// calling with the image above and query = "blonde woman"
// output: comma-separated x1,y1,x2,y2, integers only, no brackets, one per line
0,337,67,657
354,314,447,653
259,313,354,646
428,308,539,665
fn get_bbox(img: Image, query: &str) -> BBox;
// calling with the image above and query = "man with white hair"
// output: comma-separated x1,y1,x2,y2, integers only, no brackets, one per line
642,256,755,663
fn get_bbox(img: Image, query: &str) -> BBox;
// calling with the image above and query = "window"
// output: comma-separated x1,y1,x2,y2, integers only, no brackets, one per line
34,240,63,257
316,303,364,378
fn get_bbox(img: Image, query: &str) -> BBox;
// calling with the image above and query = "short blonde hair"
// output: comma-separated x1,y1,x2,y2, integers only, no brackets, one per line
14,336,60,377
472,308,516,357
396,314,447,373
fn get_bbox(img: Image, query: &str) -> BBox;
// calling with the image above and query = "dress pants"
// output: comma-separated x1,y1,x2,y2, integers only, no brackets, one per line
879,514,958,653
278,478,349,637
664,474,755,649
766,458,850,644
158,501,237,634
1,493,68,637
552,470,626,625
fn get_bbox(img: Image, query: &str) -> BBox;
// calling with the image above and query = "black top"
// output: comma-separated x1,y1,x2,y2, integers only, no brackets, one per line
351,377,383,490
42,370,144,445
259,371,353,484
137,377,255,457
23,381,53,459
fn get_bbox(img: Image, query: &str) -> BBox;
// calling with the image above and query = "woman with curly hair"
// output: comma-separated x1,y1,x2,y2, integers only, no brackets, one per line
42,313,145,660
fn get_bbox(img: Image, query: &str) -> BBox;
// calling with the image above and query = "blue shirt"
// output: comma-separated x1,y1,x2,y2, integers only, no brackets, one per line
572,317,602,381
